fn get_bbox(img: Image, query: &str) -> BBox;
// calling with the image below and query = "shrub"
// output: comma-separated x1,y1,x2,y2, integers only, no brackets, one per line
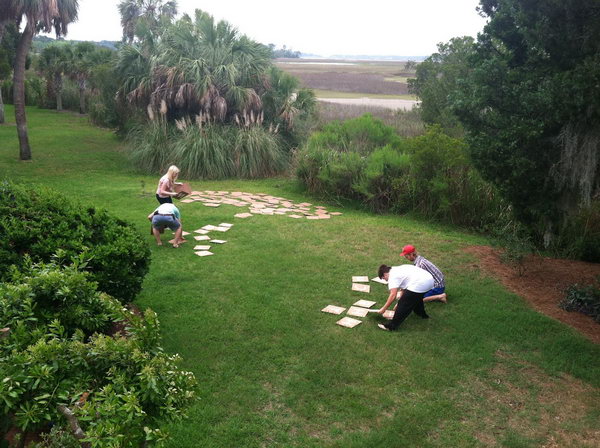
0,263,197,446
232,126,287,178
560,282,600,323
0,181,150,303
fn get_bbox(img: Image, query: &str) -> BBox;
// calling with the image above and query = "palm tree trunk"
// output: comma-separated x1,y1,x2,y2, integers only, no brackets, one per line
55,73,63,111
14,23,34,161
0,86,5,124
78,79,86,114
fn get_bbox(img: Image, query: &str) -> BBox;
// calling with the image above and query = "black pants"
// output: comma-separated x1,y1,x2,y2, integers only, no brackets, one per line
156,194,173,204
385,289,429,331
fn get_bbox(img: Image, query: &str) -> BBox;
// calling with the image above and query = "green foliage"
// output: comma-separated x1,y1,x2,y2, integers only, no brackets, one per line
0,262,197,446
128,120,288,179
453,0,600,248
409,36,474,134
0,181,150,303
1,72,45,106
297,118,508,229
560,282,600,323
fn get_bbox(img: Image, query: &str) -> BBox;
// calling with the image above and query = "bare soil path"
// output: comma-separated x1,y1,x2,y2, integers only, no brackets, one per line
465,246,600,344
317,97,419,110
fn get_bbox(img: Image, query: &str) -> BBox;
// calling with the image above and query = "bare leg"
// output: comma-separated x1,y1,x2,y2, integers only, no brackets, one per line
152,228,163,246
423,293,447,303
171,226,183,247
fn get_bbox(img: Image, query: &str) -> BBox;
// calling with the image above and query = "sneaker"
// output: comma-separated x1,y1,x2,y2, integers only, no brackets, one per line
377,324,390,331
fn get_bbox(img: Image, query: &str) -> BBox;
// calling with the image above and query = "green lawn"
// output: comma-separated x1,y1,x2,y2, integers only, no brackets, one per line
1,106,599,447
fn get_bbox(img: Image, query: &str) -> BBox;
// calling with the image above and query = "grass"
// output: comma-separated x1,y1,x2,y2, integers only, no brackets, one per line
313,89,417,100
1,105,599,447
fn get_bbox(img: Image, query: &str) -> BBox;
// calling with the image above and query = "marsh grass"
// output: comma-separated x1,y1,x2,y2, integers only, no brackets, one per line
1,106,599,448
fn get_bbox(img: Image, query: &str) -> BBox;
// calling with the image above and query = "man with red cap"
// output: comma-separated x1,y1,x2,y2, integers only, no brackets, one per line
400,244,447,303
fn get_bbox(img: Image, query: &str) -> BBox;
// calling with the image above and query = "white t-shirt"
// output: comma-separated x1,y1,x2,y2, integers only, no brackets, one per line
387,265,434,293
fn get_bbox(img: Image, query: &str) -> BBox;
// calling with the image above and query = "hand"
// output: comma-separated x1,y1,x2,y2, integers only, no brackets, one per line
377,308,386,315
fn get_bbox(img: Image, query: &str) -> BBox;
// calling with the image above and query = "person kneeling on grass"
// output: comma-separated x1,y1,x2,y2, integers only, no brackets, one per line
376,264,434,331
148,203,185,248
400,244,447,303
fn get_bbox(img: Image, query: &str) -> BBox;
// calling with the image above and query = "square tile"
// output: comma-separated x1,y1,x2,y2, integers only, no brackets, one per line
193,245,211,251
371,277,388,285
352,283,371,293
194,235,211,241
336,317,362,328
210,239,227,244
353,299,376,308
352,276,369,283
347,306,369,318
321,305,346,315
194,251,213,257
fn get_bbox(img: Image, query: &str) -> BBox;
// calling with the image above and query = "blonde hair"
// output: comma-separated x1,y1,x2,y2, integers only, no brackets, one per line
166,165,180,182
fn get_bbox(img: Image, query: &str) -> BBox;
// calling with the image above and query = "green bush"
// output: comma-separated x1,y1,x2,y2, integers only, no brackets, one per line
129,120,289,179
0,263,197,446
0,181,150,303
297,119,508,230
560,282,600,323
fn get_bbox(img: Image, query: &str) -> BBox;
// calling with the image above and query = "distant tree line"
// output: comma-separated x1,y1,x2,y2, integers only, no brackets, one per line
268,44,302,58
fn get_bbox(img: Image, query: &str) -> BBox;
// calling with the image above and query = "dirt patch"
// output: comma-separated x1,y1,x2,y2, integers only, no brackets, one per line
465,245,600,344
450,351,600,447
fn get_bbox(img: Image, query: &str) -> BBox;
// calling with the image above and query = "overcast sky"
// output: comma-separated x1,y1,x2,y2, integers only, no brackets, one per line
59,0,487,57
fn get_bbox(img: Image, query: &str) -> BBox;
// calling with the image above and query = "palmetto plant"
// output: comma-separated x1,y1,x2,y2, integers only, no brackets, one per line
118,9,272,124
37,43,72,111
118,0,178,44
3,0,79,160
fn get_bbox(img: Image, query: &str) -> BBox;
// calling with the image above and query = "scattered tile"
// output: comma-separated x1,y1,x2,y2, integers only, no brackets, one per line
352,283,371,293
210,239,227,244
288,214,303,218
204,203,220,207
306,216,320,220
371,277,388,285
202,225,218,231
194,235,211,241
214,226,230,232
180,199,194,203
194,229,209,234
330,212,343,216
347,306,369,318
219,223,233,228
194,251,213,257
336,317,362,328
193,245,211,251
352,276,369,283
321,305,346,315
353,299,376,308
181,231,190,236
234,213,253,218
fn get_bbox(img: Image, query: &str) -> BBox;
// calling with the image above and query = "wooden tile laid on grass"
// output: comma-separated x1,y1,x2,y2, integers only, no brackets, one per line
336,317,362,328
352,283,371,293
353,299,376,308
234,213,253,218
321,305,346,315
210,239,227,244
194,235,211,241
193,245,211,251
371,277,388,285
194,251,213,257
347,306,369,318
352,276,369,283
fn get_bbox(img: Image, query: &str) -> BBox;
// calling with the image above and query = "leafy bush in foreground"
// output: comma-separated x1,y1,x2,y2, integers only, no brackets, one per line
0,263,197,446
0,181,150,303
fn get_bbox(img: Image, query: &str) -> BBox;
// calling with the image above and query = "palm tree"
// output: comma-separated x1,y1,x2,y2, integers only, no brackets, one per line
38,43,72,111
118,0,178,43
5,0,79,160
119,9,271,124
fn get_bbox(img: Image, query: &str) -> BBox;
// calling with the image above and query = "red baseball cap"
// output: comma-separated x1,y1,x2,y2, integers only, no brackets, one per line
400,244,416,256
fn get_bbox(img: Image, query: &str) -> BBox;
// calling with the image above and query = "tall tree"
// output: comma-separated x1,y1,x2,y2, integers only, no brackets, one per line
37,43,71,111
3,0,79,160
0,24,19,124
454,0,600,246
118,0,178,43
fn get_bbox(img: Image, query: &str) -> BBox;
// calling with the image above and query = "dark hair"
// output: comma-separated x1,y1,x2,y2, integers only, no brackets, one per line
378,264,391,279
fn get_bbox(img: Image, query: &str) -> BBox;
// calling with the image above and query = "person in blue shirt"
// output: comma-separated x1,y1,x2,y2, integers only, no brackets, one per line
147,202,184,248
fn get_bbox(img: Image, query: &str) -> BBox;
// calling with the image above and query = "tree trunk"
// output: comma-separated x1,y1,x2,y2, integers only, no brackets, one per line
0,86,5,124
55,72,63,111
14,23,34,161
78,79,86,114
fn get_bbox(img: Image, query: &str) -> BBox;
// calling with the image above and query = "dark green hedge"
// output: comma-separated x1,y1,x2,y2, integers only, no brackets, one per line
0,181,150,303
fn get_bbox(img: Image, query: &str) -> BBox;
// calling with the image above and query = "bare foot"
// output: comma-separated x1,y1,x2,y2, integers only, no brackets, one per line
157,242,163,246
440,293,447,303
172,242,179,248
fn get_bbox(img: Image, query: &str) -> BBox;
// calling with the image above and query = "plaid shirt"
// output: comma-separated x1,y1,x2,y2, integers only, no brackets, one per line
413,255,445,288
